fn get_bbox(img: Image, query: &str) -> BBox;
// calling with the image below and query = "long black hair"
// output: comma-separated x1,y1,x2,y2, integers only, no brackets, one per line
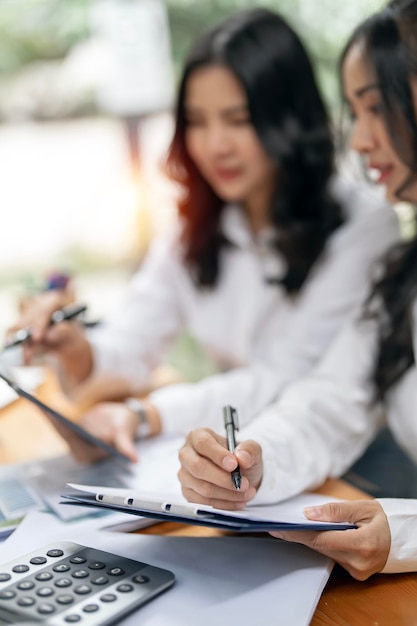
341,0,417,396
165,8,343,291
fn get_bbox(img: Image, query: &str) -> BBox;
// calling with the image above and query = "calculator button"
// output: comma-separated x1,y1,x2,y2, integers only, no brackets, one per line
53,563,70,572
17,580,35,590
133,574,150,584
116,584,133,593
72,569,89,579
108,567,125,576
47,549,64,558
30,556,47,565
17,596,35,607
88,561,105,570
12,564,29,573
65,616,81,623
91,575,108,585
55,577,72,588
83,604,99,613
100,593,116,602
36,571,53,581
37,586,54,597
74,584,91,595
0,590,16,599
57,594,74,605
70,556,86,564
38,603,56,614
0,573,11,582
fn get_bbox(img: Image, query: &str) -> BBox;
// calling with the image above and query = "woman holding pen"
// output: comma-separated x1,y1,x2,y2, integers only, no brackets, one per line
178,0,417,580
8,9,396,462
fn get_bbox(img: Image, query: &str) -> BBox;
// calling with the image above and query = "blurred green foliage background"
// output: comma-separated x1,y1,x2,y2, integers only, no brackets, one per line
0,0,386,114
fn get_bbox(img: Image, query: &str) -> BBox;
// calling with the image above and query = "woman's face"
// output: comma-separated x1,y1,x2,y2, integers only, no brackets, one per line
343,42,417,204
183,64,278,217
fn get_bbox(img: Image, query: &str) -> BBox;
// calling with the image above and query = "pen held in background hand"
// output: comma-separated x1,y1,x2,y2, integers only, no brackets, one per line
223,405,242,490
3,303,88,350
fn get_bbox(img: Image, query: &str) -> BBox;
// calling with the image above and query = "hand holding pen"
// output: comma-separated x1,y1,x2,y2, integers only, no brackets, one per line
4,286,97,382
178,424,263,510
4,303,88,350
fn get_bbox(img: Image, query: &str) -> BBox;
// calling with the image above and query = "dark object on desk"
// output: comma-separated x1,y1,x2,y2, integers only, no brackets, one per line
0,370,131,464
3,303,88,350
344,427,417,498
0,541,175,625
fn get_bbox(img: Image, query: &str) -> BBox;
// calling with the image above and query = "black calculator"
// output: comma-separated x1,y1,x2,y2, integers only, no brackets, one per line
0,541,175,625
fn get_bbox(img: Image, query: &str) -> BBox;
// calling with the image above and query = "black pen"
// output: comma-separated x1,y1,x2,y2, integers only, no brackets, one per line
3,303,88,350
223,405,242,490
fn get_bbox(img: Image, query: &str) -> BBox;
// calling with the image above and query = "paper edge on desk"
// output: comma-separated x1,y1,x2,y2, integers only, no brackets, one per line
306,558,335,626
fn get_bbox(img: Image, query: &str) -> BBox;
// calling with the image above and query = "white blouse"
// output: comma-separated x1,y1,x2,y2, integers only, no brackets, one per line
89,178,398,435
241,296,417,573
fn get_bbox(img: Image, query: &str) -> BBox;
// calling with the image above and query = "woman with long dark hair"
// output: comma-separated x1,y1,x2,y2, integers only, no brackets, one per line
9,8,396,462
178,0,417,580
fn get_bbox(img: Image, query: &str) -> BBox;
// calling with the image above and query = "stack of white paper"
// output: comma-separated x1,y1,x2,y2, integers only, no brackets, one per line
1,510,333,626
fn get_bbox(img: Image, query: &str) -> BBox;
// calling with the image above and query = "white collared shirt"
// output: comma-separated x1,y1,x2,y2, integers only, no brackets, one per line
89,177,399,435
241,296,417,574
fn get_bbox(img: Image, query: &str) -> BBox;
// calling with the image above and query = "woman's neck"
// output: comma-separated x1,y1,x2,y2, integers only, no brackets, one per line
242,194,273,234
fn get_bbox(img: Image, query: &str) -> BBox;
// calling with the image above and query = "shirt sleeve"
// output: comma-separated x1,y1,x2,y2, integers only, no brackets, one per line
383,297,417,463
385,367,417,465
89,232,185,391
240,317,385,504
378,498,417,573
150,190,399,436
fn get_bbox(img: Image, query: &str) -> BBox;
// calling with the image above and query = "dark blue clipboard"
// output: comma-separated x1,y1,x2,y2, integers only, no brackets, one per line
60,490,357,533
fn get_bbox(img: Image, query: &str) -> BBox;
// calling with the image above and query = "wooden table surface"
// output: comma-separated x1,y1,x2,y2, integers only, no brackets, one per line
1,373,417,625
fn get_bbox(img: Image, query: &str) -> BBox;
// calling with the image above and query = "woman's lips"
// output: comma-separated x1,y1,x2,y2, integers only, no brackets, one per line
213,167,242,182
369,164,394,184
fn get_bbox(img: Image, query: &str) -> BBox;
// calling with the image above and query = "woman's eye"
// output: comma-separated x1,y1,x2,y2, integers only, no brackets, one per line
185,118,203,127
230,118,250,126
369,103,383,115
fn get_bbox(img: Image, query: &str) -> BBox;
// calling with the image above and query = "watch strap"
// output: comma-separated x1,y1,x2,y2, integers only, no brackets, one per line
125,397,151,439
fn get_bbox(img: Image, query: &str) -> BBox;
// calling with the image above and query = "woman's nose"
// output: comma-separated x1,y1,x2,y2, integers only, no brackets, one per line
350,119,377,155
205,124,232,156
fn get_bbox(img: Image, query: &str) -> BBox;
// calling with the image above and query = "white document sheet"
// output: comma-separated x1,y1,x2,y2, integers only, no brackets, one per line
0,510,333,626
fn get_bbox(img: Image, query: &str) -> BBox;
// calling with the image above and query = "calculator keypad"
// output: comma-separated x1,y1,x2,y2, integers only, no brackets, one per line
0,541,175,625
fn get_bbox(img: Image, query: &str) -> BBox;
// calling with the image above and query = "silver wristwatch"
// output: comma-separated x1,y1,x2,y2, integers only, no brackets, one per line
125,397,151,439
